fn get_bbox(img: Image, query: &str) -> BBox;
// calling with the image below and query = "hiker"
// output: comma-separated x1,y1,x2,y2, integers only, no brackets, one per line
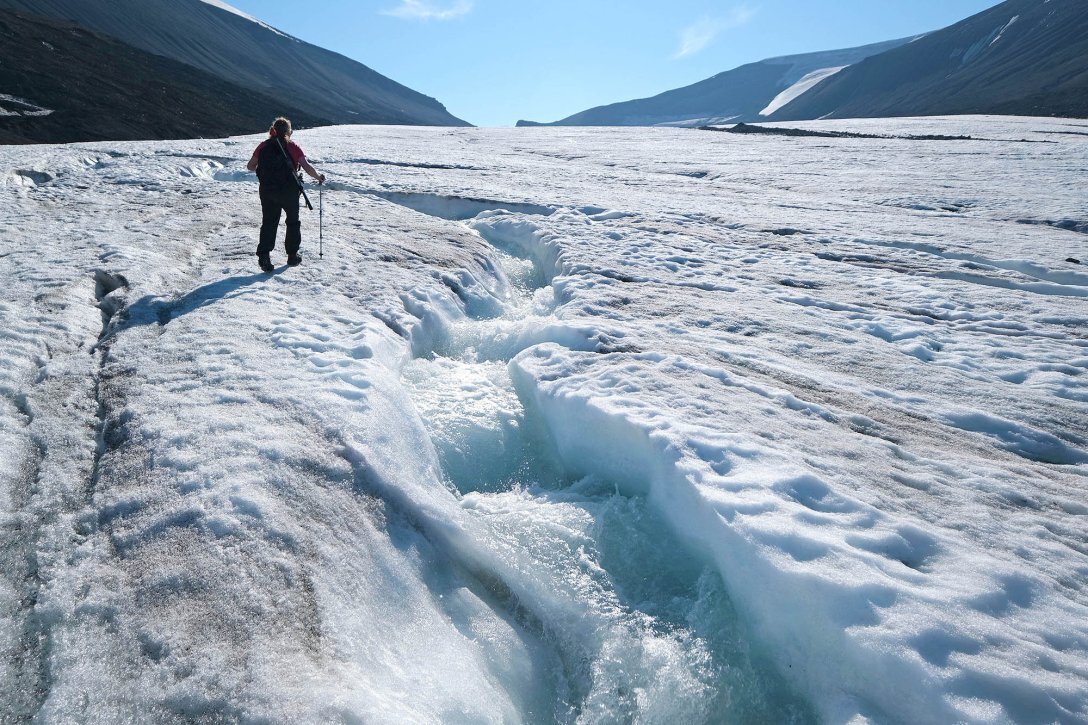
246,117,325,272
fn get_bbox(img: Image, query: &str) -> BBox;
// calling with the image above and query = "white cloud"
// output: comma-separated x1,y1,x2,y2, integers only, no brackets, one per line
382,0,474,21
673,6,756,59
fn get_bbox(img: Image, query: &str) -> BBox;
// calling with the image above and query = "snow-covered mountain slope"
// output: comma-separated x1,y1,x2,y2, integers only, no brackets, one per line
759,66,847,117
0,11,325,145
772,0,1088,121
197,0,286,36
0,0,468,128
516,38,909,127
1,117,1087,722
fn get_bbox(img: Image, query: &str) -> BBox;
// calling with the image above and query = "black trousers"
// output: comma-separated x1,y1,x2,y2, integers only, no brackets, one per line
257,188,301,257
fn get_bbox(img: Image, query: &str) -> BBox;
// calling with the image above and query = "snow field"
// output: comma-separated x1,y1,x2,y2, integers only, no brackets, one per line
0,117,1086,722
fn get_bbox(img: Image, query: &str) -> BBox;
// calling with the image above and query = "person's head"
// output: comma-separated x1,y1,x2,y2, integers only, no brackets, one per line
269,117,292,139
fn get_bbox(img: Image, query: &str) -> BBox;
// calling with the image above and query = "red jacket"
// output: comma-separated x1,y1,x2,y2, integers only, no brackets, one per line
254,139,305,170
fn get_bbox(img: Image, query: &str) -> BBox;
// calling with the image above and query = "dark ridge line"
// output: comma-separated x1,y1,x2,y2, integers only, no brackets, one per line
1038,130,1088,137
700,122,974,141
1016,218,1088,236
347,158,483,171
699,122,1054,143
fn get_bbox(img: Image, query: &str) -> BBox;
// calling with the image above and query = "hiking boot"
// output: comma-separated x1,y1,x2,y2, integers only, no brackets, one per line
287,254,303,267
258,254,274,272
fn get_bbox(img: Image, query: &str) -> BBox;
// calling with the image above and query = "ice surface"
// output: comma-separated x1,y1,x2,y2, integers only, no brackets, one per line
0,116,1086,723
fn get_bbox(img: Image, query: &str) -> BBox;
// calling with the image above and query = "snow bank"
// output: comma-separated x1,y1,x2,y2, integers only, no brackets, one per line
510,345,1088,722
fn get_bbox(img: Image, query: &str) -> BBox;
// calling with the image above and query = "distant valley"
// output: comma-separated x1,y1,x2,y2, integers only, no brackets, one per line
517,38,910,128
522,0,1088,127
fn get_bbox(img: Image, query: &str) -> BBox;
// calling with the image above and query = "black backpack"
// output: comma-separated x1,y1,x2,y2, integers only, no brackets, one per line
257,139,298,194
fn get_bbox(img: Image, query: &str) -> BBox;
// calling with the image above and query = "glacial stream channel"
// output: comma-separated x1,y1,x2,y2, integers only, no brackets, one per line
398,210,813,723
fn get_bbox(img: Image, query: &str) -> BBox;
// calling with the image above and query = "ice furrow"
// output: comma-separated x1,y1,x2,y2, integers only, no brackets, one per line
86,271,130,510
0,275,108,722
394,209,814,722
0,394,48,722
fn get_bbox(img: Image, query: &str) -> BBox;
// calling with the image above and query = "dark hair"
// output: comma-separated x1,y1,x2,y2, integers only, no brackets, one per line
270,117,292,138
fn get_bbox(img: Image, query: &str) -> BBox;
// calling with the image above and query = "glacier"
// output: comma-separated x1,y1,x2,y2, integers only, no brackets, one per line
0,116,1086,723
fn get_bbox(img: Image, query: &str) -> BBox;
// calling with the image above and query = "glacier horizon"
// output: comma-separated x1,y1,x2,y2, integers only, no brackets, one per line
0,116,1086,722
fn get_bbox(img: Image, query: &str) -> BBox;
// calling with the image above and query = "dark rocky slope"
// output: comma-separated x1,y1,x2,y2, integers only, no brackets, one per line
0,0,468,128
0,12,326,144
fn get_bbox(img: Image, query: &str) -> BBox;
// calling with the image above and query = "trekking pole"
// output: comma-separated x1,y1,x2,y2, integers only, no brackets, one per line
319,184,324,259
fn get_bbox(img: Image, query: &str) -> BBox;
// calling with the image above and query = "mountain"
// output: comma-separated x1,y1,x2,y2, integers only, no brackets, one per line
770,0,1088,121
0,0,469,128
516,38,911,127
0,11,329,144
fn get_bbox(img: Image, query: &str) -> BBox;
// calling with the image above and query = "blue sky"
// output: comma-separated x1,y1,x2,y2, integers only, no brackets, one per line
222,0,1001,127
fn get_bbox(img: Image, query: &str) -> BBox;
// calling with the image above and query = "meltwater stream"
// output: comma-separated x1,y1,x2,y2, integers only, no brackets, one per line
400,216,812,723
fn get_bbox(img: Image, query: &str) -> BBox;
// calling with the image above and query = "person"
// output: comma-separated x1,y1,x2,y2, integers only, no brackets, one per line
246,117,325,272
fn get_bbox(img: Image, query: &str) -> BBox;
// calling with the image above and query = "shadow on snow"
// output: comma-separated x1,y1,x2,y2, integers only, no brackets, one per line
123,270,283,329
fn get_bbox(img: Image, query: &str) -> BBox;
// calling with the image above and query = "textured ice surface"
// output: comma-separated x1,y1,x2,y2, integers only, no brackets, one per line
0,116,1086,723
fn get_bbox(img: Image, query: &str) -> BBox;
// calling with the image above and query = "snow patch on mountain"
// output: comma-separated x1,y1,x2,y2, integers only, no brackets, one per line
197,0,289,36
990,15,1020,46
962,21,1011,65
760,66,848,117
0,93,53,117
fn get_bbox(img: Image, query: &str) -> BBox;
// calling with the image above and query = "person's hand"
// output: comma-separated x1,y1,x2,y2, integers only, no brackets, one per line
318,173,327,184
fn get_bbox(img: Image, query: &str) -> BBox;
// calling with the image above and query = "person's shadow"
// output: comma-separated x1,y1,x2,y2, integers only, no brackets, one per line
123,269,284,329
